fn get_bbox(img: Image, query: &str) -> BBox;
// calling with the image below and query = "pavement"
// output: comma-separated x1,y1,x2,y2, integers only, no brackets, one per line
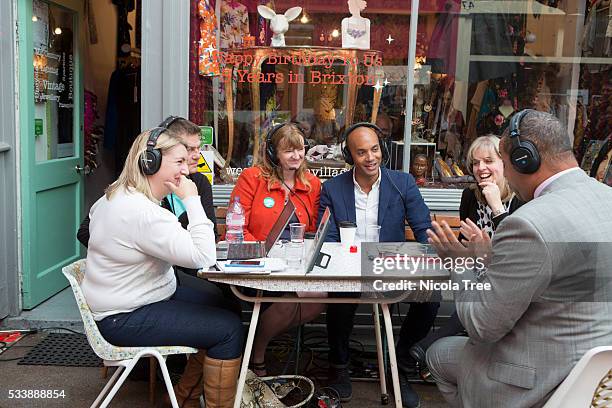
0,332,448,408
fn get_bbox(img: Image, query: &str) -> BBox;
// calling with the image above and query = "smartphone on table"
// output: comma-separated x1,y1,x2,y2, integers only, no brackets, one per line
224,260,265,268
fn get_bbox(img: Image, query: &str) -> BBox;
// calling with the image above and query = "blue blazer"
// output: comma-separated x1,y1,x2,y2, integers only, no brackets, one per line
319,168,432,243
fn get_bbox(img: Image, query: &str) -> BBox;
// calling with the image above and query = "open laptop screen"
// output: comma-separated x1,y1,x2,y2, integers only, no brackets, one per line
304,207,331,273
264,199,296,254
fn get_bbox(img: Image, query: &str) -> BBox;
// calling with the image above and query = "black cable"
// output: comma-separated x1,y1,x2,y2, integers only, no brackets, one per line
282,179,312,226
383,168,407,211
4,345,35,348
168,194,176,215
0,332,34,362
40,327,82,335
0,356,26,362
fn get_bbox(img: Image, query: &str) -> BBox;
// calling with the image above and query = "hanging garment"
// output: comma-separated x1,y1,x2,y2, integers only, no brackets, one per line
469,14,517,82
257,0,275,46
582,0,612,57
198,0,220,76
189,0,209,122
427,0,459,76
104,65,141,176
573,101,587,152
85,0,98,44
220,0,250,49
112,0,134,57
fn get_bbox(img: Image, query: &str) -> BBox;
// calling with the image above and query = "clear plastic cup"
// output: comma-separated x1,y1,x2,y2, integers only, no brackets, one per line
365,224,381,242
290,223,306,243
286,241,305,270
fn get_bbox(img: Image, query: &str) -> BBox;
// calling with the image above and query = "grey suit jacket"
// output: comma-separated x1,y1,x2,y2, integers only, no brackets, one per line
453,169,612,407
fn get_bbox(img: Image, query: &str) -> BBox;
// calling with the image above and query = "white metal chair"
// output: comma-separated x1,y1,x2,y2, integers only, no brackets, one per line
62,260,198,408
543,346,612,408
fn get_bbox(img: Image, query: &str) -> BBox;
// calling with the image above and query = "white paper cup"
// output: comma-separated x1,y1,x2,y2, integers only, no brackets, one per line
339,226,357,247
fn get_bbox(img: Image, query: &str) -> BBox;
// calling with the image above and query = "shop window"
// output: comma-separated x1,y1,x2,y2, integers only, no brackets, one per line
416,0,611,189
187,0,611,187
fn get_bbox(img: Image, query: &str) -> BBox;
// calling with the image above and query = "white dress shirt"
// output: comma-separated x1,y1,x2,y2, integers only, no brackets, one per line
533,167,582,198
353,169,381,243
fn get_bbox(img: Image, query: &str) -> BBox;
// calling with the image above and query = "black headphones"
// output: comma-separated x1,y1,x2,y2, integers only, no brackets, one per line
341,122,390,166
139,116,184,175
140,127,167,175
158,115,181,130
508,109,541,174
265,122,309,168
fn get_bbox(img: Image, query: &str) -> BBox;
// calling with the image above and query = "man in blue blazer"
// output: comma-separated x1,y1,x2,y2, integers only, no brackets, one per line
318,123,439,408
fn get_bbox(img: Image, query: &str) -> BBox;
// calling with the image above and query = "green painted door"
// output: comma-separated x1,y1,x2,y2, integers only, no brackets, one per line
18,0,84,309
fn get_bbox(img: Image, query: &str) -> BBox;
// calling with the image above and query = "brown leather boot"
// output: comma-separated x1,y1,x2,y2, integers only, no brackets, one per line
161,350,206,408
202,355,242,408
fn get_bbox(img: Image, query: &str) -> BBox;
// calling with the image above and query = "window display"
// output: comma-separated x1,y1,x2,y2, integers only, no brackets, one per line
256,5,302,46
185,0,611,190
342,0,371,50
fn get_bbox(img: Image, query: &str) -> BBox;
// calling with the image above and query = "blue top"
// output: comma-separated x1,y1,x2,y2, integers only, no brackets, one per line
166,193,187,218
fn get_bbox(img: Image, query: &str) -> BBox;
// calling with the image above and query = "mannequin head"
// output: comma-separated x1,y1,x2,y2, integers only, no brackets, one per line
411,154,428,179
347,0,367,16
375,112,393,139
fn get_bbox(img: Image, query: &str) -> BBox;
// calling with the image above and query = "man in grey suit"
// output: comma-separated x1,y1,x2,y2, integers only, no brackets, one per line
425,110,612,407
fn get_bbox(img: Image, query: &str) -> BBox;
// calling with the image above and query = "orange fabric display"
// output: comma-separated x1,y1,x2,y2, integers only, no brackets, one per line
198,0,220,76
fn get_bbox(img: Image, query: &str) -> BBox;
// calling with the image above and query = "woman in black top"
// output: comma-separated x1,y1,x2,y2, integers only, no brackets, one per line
409,135,524,368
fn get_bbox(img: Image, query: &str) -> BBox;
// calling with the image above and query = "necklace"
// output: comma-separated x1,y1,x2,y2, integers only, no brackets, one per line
347,19,367,39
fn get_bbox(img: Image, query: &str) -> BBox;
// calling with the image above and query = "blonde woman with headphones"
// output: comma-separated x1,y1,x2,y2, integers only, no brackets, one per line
82,127,242,408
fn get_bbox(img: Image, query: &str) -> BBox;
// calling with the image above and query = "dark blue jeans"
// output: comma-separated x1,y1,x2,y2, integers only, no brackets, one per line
97,286,244,360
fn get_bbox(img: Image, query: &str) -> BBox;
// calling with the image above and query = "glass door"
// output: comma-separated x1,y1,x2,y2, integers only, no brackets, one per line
19,0,84,308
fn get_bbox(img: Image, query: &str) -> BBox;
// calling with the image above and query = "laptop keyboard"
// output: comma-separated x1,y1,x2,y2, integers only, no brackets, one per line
226,243,265,260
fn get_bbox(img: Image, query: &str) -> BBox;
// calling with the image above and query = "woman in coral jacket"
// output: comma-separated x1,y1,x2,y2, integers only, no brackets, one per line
229,122,324,375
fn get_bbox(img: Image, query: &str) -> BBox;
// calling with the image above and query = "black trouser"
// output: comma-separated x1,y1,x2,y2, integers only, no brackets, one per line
396,301,441,359
326,293,440,365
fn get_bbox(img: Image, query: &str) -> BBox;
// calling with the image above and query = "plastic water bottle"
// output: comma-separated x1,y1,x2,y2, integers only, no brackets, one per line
225,196,245,243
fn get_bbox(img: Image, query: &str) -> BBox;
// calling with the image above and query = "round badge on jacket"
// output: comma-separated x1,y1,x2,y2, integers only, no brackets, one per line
263,197,275,208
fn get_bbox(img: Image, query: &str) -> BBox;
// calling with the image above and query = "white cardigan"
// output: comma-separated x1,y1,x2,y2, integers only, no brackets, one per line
82,188,216,320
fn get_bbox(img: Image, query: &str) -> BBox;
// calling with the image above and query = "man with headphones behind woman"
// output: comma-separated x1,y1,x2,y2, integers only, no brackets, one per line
228,122,325,375
425,110,612,407
319,122,436,408
82,126,243,408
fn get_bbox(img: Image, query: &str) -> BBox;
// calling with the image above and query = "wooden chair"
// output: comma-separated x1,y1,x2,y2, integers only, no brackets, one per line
405,214,438,242
433,214,461,238
215,207,227,238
